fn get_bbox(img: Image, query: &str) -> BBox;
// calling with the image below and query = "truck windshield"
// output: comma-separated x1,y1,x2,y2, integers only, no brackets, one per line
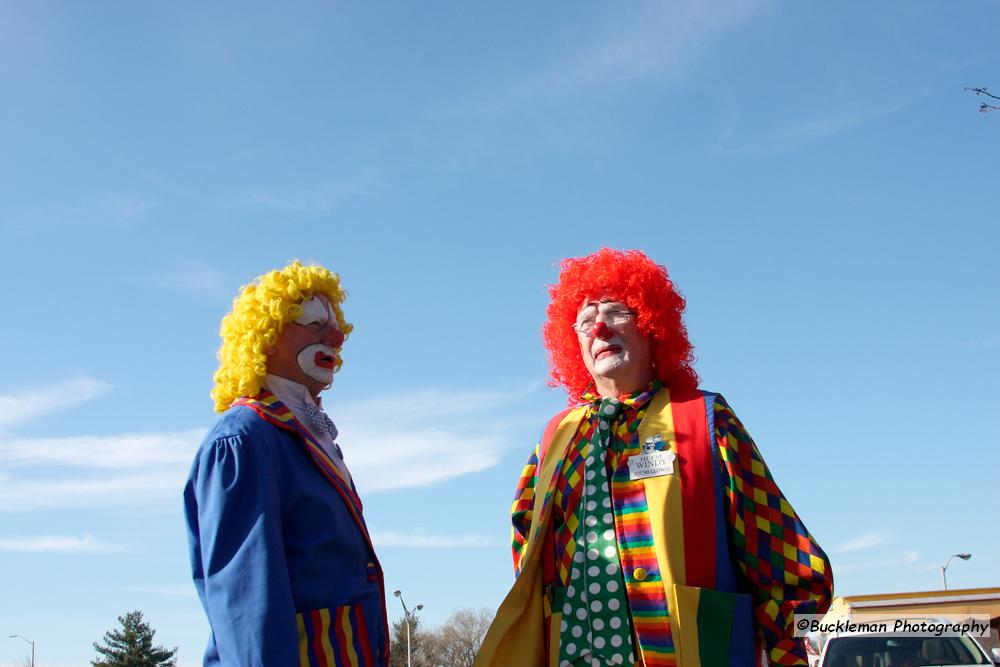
822,635,988,667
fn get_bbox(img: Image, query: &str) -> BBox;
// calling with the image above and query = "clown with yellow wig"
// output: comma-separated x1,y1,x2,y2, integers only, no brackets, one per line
184,261,388,666
475,249,833,667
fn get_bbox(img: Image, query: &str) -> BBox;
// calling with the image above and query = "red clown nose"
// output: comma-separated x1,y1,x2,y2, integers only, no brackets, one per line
591,321,612,339
326,329,345,349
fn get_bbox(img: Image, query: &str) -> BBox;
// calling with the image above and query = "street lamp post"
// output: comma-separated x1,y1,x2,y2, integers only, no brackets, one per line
393,589,423,667
940,553,972,590
9,634,34,667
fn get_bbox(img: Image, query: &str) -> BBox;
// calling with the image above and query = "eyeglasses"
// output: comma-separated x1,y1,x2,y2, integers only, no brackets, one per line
573,308,636,335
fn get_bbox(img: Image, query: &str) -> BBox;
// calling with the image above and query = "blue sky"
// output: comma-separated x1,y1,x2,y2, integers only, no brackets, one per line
1,1,998,665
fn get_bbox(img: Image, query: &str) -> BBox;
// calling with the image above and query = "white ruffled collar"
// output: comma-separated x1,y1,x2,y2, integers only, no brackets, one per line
264,373,323,412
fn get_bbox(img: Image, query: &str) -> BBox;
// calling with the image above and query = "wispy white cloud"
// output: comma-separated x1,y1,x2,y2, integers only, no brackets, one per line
149,259,228,296
340,382,541,425
0,533,118,552
128,585,197,597
347,426,506,493
94,194,160,222
0,472,182,512
371,528,495,549
0,428,205,468
0,382,540,510
338,383,541,492
461,0,762,117
959,335,1000,350
834,550,920,574
907,561,951,573
555,0,760,88
833,530,895,554
234,170,381,213
716,95,922,155
0,377,202,512
0,378,112,429
3,193,160,233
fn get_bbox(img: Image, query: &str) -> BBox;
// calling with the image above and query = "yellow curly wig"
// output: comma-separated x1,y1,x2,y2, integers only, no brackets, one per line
211,261,353,412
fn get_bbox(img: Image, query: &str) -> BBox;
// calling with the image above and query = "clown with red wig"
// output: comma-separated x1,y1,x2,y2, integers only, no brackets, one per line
475,249,832,667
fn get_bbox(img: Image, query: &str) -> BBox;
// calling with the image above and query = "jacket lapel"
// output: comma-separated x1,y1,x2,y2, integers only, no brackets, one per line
234,390,368,528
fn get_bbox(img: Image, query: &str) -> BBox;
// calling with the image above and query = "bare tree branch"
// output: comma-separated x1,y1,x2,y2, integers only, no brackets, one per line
422,608,494,667
965,87,1000,101
965,87,1000,113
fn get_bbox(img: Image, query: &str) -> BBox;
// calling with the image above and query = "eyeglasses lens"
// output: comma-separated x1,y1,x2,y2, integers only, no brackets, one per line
575,310,631,334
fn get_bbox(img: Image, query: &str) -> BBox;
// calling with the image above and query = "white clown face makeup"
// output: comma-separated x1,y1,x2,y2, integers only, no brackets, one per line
294,296,333,328
296,343,338,386
294,296,343,385
267,294,346,398
576,298,653,397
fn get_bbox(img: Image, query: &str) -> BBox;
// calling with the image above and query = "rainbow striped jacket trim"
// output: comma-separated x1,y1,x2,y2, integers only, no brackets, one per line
296,604,376,667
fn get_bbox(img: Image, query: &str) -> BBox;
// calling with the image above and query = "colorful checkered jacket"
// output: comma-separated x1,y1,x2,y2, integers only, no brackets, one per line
474,387,832,667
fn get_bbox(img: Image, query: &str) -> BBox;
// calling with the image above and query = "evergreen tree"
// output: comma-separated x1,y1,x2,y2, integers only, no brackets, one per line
91,610,177,667
389,613,430,667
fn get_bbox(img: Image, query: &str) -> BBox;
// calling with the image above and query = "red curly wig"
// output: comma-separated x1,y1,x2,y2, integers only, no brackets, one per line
543,248,699,401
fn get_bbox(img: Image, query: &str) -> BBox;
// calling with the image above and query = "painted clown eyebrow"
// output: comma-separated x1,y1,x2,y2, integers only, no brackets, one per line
293,296,331,326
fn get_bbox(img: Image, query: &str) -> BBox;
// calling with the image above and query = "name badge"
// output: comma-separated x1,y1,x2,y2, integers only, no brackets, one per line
627,450,676,480
627,434,676,480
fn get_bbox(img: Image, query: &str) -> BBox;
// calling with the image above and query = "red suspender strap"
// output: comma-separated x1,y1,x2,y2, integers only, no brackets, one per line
538,407,574,463
669,389,718,589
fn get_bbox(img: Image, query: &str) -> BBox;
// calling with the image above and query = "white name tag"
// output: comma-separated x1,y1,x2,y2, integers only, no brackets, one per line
627,450,676,480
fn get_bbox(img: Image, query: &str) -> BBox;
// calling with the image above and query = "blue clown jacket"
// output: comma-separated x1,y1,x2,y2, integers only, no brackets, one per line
183,391,389,667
